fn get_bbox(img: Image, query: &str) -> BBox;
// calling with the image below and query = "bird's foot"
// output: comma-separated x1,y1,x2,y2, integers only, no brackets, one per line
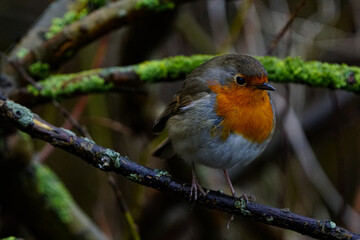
189,173,206,202
189,163,206,201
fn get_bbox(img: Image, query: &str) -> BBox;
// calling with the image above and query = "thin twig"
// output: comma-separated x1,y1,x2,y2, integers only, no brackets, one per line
0,52,41,89
51,100,91,139
266,0,307,55
37,96,90,162
107,174,141,240
220,0,254,52
83,116,133,136
1,97,359,240
91,36,140,238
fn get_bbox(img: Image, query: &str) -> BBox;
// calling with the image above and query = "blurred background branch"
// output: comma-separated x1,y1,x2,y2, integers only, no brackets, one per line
0,130,108,240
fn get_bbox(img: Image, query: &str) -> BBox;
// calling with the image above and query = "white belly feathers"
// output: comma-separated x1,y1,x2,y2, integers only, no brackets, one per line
166,94,271,169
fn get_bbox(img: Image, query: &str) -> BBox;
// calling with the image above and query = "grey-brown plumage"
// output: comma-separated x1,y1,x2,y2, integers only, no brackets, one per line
153,54,267,134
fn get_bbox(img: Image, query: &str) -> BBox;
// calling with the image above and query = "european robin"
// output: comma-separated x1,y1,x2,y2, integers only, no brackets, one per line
153,54,275,200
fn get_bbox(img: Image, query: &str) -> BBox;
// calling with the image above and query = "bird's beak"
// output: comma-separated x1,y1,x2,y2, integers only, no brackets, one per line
256,82,276,91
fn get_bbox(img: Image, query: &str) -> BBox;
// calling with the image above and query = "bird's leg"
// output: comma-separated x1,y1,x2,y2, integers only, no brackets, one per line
223,169,237,229
223,169,236,197
189,163,206,201
223,169,252,202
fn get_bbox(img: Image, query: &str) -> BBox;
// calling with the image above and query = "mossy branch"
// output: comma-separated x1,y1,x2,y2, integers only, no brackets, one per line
11,163,108,240
0,133,108,240
259,56,360,92
1,97,359,240
12,55,212,105
12,55,360,105
11,0,181,74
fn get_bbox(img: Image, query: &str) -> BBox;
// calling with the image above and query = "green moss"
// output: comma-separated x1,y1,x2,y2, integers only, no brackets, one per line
98,148,121,169
34,163,73,223
113,157,121,168
29,61,51,79
135,0,175,12
128,173,143,183
154,169,171,178
16,48,29,59
26,55,360,99
83,137,95,144
6,100,34,128
1,237,17,240
45,9,89,39
265,215,274,222
135,55,213,82
234,200,241,208
280,208,291,213
79,138,94,154
234,197,252,216
26,55,213,98
328,221,336,229
257,56,360,93
45,0,108,39
63,11,78,24
27,72,113,99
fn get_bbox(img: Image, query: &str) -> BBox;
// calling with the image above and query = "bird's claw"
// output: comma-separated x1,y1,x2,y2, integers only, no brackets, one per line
189,177,206,202
240,193,256,202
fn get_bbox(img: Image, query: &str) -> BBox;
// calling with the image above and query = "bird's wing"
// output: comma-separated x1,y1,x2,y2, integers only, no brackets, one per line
152,93,196,134
153,95,179,134
153,73,211,134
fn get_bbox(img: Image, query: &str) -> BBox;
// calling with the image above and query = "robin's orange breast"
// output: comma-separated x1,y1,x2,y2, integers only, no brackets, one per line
209,82,274,143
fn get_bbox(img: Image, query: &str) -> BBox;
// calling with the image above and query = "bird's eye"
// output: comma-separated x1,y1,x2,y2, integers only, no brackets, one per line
235,75,246,85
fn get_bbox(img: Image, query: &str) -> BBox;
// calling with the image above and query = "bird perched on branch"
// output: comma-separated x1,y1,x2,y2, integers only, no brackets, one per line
153,54,276,200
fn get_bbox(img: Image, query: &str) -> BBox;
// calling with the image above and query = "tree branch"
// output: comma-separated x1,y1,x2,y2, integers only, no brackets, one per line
266,0,307,55
10,55,360,106
11,55,212,105
0,132,108,240
10,0,183,74
0,97,359,240
8,0,84,60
